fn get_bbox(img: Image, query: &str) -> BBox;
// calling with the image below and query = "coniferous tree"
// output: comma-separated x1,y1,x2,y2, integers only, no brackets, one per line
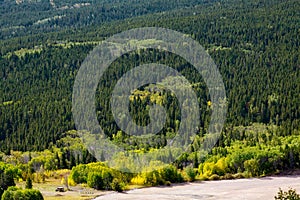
25,177,33,189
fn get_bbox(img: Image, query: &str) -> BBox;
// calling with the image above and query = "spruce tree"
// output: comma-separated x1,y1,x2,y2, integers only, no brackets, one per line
25,177,33,189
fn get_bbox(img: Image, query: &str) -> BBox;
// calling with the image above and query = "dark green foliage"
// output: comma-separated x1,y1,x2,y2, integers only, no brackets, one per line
87,172,103,190
144,170,164,186
160,165,183,183
209,174,220,181
275,188,300,200
60,149,68,169
184,166,196,182
86,170,113,190
69,162,128,191
0,171,15,192
111,178,124,192
25,177,32,189
0,0,298,190
0,164,16,198
193,152,199,168
69,164,88,184
142,165,183,186
102,171,113,190
1,187,43,200
198,131,300,179
0,0,298,154
69,154,76,169
86,169,124,191
0,0,217,40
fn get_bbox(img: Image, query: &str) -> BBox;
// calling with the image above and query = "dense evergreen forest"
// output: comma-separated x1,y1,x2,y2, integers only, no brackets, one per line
0,0,218,40
0,0,299,196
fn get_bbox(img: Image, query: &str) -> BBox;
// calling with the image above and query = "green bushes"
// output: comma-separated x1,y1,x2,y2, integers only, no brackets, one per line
274,188,300,200
25,177,33,189
69,162,127,191
244,159,259,177
86,171,124,191
160,165,183,183
197,135,300,180
111,179,124,192
144,170,164,186
184,166,196,182
131,165,183,186
1,187,43,200
208,174,220,181
0,163,19,198
222,173,234,180
69,164,89,184
232,172,245,179
87,172,103,190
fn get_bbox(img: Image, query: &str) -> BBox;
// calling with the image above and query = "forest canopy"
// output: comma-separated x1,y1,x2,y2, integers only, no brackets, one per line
0,0,299,195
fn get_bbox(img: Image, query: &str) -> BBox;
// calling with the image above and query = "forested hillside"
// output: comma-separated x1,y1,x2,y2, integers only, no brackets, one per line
0,0,299,194
1,0,298,150
0,0,218,39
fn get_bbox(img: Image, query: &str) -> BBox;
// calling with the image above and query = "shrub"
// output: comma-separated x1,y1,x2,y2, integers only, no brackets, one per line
184,166,196,182
160,165,183,183
209,174,220,181
69,164,88,184
233,172,245,179
222,173,234,180
25,177,33,189
144,170,163,186
131,165,183,187
202,162,216,177
68,177,77,186
102,171,113,190
130,175,146,185
215,158,227,176
0,167,16,198
1,187,43,200
87,172,103,190
197,174,209,181
244,159,259,177
111,179,124,192
69,162,130,191
274,188,300,200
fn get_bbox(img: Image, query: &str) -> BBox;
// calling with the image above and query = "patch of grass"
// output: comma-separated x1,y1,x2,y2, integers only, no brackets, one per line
53,41,100,48
17,177,108,200
44,194,101,200
207,44,232,52
4,47,42,58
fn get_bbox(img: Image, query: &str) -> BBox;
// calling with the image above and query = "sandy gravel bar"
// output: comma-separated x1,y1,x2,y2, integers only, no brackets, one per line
95,175,300,200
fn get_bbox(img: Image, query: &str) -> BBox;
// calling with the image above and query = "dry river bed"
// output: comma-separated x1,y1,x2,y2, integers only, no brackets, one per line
95,175,300,200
